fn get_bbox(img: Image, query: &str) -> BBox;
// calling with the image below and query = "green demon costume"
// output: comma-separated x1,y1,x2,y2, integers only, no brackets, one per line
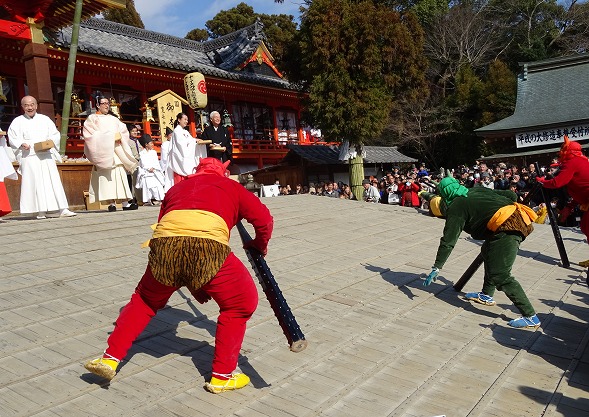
423,177,540,329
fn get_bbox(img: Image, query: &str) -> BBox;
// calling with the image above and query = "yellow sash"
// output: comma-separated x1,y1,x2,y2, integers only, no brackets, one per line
430,196,443,217
487,203,538,232
142,210,229,248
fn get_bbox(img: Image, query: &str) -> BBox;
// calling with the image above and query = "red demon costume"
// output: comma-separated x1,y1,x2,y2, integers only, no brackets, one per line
537,136,589,266
85,158,273,393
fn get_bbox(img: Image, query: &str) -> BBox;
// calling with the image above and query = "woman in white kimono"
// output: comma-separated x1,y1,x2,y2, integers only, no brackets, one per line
159,127,174,192
168,112,208,184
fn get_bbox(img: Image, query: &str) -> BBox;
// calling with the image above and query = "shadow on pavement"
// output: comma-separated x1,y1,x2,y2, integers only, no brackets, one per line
81,290,269,389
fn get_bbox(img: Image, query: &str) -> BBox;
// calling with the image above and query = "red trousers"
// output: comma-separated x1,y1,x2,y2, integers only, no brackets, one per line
105,252,258,375
0,182,11,217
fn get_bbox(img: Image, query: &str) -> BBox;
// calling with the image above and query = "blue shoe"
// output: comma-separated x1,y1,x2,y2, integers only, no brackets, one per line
465,292,496,306
508,314,540,329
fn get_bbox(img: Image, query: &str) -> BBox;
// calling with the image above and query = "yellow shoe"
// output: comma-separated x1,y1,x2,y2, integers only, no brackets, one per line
204,373,250,394
84,356,119,381
578,259,589,268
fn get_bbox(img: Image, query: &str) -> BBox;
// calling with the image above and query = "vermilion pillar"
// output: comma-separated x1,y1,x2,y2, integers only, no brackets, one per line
23,43,55,117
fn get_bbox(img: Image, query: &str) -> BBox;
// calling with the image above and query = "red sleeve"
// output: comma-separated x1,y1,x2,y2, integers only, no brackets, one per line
539,161,575,189
237,186,273,253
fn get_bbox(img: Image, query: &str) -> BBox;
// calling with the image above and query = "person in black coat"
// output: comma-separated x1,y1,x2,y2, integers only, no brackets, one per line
202,111,233,163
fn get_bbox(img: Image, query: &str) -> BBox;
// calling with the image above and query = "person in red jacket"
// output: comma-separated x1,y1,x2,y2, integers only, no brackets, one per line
537,136,589,267
85,158,273,394
397,178,421,207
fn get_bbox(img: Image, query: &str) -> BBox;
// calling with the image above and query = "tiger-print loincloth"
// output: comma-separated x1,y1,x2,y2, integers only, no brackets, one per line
495,210,534,238
148,236,230,291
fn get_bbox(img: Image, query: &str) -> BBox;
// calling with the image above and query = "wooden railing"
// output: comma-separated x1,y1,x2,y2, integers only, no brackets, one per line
61,116,328,162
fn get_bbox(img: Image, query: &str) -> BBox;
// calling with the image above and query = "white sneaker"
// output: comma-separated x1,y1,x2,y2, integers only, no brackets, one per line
60,209,77,217
36,212,47,220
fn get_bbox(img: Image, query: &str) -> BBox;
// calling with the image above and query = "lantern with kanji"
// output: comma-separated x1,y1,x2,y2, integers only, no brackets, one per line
183,72,208,109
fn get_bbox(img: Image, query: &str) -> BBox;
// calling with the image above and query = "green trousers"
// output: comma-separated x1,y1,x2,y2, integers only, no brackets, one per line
481,232,536,317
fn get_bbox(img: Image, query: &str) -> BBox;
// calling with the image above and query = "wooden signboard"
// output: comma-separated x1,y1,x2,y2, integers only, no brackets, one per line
148,90,189,141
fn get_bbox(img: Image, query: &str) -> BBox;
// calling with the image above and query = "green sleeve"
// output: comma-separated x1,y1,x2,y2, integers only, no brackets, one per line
419,191,437,202
433,213,466,269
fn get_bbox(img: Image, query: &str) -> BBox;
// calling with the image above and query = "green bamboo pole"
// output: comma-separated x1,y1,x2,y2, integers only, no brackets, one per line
58,0,84,155
350,146,364,201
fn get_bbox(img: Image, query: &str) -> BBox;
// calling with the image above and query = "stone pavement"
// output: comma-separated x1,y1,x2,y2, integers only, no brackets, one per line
1,194,589,417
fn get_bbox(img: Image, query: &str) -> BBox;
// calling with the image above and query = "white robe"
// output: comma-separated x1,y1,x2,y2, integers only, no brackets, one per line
136,149,165,202
0,136,17,182
159,140,173,192
7,113,70,214
83,114,134,203
168,125,207,177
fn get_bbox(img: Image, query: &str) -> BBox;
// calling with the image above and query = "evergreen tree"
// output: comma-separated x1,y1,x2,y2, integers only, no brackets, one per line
185,28,209,42
185,3,298,75
103,0,144,29
297,0,427,197
205,3,256,37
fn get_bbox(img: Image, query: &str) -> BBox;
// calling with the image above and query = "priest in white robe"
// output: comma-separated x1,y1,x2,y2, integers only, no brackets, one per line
168,112,208,184
7,96,76,219
82,96,138,212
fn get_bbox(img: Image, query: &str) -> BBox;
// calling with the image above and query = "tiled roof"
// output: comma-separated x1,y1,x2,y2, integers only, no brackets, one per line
285,144,416,164
286,145,342,164
364,146,417,163
476,54,589,134
480,141,589,160
56,18,293,89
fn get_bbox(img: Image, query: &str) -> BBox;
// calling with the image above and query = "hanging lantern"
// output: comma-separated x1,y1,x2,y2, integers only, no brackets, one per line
0,76,6,102
222,109,233,127
141,101,155,122
109,97,121,119
183,72,208,109
70,93,84,117
281,113,290,130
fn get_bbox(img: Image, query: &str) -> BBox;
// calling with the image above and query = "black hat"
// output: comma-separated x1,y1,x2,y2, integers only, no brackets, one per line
139,133,153,147
165,127,173,136
362,179,370,185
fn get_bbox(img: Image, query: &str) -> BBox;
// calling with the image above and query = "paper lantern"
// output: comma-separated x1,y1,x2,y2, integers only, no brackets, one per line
184,72,208,109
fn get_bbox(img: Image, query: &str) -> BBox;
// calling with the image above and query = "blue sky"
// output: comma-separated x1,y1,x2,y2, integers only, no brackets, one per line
135,0,303,38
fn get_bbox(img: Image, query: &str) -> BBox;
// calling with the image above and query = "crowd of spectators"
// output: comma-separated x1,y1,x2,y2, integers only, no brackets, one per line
272,159,582,227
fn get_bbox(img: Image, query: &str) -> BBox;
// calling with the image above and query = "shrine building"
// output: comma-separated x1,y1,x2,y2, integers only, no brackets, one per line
476,54,589,165
0,4,308,172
